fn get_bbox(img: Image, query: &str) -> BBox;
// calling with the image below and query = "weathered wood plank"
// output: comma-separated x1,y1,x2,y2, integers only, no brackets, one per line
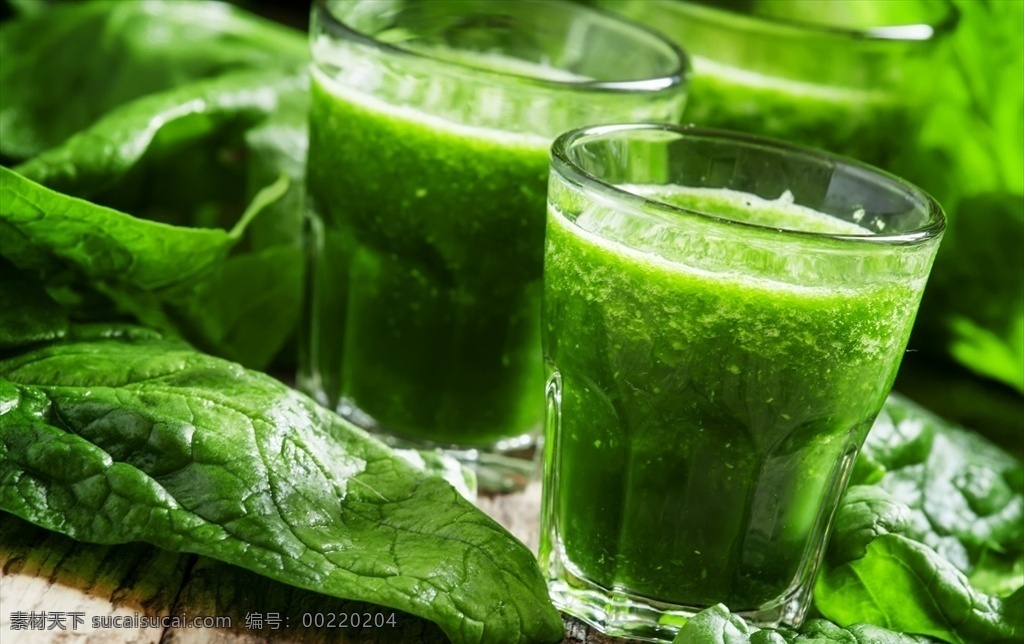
3,485,632,643
0,512,188,643
162,555,448,643
476,481,543,552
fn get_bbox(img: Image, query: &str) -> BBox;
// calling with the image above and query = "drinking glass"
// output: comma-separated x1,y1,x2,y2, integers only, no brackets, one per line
300,0,687,490
539,123,945,639
596,0,956,167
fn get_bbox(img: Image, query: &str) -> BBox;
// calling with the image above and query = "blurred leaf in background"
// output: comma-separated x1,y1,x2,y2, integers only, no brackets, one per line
894,0,1024,394
0,0,306,161
0,0,310,370
813,394,1024,643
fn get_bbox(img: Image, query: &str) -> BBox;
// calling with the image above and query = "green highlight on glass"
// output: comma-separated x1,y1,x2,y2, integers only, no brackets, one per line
539,124,945,640
299,0,687,490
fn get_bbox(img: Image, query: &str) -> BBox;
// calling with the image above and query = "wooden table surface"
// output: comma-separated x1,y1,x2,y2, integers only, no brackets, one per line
0,482,636,644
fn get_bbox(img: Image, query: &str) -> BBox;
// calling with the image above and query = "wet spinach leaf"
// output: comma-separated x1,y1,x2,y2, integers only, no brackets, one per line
811,395,1024,643
1,2,309,370
0,64,306,369
0,326,563,644
855,394,1024,593
0,165,255,288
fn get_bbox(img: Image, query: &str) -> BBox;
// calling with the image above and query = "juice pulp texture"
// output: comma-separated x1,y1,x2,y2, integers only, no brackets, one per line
543,187,926,608
685,56,907,167
304,65,550,446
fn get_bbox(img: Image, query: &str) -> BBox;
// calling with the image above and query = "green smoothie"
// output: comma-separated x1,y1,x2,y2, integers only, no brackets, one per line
596,0,932,168
684,56,907,167
302,64,552,446
541,186,933,610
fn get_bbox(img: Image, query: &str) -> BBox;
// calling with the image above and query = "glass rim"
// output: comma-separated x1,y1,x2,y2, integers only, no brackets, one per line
550,123,946,245
666,0,960,43
312,0,688,93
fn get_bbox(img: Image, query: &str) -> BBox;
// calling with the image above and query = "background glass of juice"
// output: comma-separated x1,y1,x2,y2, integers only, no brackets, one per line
595,0,957,168
301,0,687,490
539,124,945,639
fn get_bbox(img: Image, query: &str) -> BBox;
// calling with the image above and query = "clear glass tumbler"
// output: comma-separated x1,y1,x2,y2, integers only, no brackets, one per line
596,0,957,168
300,0,687,490
539,124,945,639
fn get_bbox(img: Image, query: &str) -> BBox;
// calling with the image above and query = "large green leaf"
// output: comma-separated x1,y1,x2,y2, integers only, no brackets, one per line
0,0,306,160
0,0,312,369
0,166,246,288
816,532,1022,644
1,65,307,368
810,395,1024,643
0,327,563,644
855,395,1024,591
13,66,304,209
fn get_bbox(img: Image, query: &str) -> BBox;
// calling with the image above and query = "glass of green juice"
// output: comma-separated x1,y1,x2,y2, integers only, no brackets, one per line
539,124,945,639
595,0,956,168
301,0,688,490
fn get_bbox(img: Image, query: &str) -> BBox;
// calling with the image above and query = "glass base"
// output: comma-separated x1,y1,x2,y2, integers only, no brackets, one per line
544,545,812,642
338,398,541,493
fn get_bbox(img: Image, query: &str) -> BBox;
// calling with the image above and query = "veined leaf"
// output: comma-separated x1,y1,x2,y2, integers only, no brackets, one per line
0,166,242,289
0,327,563,644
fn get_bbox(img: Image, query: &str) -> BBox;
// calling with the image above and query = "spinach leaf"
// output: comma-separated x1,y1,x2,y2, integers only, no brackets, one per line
810,394,1024,643
1,2,310,369
0,257,67,350
0,164,290,348
0,0,306,161
0,165,250,288
856,394,1024,591
795,620,943,644
825,485,911,565
3,59,308,369
0,327,563,644
671,604,940,643
893,0,1024,392
2,109,302,370
816,534,1022,644
13,66,304,210
241,75,310,250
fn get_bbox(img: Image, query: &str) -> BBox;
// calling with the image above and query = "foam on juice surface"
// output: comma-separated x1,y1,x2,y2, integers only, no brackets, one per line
312,66,551,149
312,41,593,147
547,186,920,369
407,45,593,83
622,185,872,235
557,185,898,295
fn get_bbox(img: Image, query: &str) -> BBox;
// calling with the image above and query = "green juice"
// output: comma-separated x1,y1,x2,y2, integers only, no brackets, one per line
542,186,931,610
594,0,929,168
302,65,550,446
684,56,908,167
